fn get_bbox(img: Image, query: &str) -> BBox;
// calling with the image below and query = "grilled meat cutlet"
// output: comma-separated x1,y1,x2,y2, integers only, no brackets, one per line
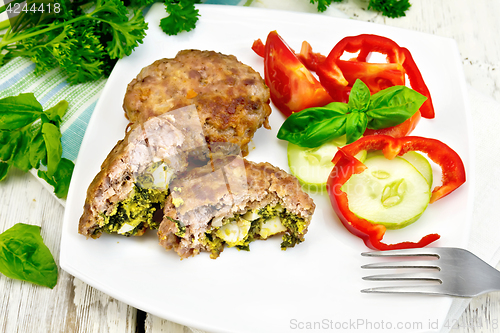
79,106,209,238
122,50,272,156
158,155,316,259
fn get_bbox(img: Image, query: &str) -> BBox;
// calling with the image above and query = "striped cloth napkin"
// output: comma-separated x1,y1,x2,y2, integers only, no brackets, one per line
0,57,107,164
0,55,108,203
0,57,107,205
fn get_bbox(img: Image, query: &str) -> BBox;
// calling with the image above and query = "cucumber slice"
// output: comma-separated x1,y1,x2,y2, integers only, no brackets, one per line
342,155,431,229
400,151,433,187
287,136,367,192
366,151,433,187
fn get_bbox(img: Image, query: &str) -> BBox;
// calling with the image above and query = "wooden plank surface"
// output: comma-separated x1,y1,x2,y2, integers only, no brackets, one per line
0,170,137,333
0,0,499,332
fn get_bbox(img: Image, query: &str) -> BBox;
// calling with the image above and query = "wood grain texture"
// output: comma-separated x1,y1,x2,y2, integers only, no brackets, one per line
0,170,137,333
1,0,499,333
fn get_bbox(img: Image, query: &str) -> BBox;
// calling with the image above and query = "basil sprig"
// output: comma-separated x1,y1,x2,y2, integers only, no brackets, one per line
277,79,427,147
0,223,58,288
0,93,74,198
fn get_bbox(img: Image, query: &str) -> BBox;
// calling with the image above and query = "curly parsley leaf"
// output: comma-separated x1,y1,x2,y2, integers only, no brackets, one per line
0,0,148,84
160,0,201,36
127,0,157,6
309,0,342,13
368,0,411,18
55,23,106,84
309,0,411,17
94,0,148,59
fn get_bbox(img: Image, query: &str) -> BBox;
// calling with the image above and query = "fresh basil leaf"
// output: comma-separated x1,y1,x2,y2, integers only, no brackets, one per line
0,129,33,173
284,103,349,126
0,223,58,289
53,158,74,198
367,85,427,130
38,158,74,199
0,93,43,130
29,127,47,170
348,79,371,112
42,100,69,126
0,93,72,198
12,128,33,172
41,122,62,178
278,114,347,148
0,130,19,162
0,162,10,181
320,102,350,115
346,111,368,144
277,103,349,147
299,115,347,148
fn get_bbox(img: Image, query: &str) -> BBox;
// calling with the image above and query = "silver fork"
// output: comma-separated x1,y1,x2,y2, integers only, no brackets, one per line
361,247,500,297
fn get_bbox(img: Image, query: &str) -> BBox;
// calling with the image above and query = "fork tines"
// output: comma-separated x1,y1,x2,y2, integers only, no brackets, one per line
361,247,442,258
361,248,443,295
361,247,500,296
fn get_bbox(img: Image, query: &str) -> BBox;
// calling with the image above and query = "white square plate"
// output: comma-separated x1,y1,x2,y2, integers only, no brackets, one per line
61,4,474,333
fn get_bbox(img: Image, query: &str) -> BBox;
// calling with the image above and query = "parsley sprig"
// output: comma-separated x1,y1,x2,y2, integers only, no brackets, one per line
160,0,201,36
367,0,411,18
310,0,411,18
0,0,202,84
0,0,148,84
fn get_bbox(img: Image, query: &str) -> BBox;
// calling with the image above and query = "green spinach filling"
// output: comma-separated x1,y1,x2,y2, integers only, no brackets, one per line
101,185,169,236
202,204,308,258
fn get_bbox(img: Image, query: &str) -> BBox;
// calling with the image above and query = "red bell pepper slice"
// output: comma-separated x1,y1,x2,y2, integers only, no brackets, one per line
317,34,435,119
297,37,426,138
297,41,326,72
251,39,265,58
334,60,406,103
327,135,466,250
252,31,334,117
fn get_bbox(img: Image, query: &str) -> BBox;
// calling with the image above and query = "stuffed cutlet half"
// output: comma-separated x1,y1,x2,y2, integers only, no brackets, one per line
79,106,209,238
122,50,272,156
158,155,316,259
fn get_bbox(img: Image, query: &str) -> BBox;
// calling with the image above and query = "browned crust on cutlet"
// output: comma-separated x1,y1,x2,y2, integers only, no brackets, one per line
78,135,136,238
122,50,272,156
158,157,316,258
79,107,207,238
244,160,316,218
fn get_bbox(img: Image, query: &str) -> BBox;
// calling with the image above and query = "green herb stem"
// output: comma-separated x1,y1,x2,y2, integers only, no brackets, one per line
0,14,89,48
0,19,10,31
